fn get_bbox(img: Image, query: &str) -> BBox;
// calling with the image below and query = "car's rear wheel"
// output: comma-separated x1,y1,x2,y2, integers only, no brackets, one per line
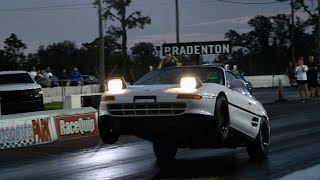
153,142,177,161
246,117,269,160
98,119,119,144
215,95,230,144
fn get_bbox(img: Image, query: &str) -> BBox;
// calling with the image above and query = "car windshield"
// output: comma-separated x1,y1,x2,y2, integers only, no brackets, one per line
0,73,34,85
134,66,225,85
234,73,245,81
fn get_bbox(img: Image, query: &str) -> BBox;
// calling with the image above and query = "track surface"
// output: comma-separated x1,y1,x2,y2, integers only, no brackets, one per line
1,93,320,179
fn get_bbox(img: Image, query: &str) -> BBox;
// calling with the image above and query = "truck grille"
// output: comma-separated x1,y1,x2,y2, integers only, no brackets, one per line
108,103,187,116
0,89,42,102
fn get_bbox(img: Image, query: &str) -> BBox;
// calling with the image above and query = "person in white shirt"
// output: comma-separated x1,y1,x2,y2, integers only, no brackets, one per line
295,57,309,102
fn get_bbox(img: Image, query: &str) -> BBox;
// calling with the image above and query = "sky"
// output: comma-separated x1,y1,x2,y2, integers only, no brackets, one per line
0,0,298,54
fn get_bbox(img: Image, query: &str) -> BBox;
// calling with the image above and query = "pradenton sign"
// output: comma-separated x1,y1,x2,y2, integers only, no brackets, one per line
162,41,231,56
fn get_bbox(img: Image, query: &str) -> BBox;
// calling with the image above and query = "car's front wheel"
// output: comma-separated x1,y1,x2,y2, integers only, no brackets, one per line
153,142,177,161
214,95,230,144
246,117,270,160
98,119,119,144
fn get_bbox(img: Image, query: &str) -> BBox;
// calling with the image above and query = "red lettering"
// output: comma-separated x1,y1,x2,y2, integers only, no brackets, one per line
40,119,51,142
32,118,52,143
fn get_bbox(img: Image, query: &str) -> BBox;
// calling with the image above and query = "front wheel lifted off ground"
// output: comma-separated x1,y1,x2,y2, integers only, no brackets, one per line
215,95,230,144
246,117,270,160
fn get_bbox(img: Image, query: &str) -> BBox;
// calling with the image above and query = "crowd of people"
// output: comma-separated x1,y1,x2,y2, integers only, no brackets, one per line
286,56,319,102
28,66,83,88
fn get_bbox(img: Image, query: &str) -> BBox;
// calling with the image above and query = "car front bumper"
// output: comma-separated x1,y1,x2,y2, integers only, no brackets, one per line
99,114,222,147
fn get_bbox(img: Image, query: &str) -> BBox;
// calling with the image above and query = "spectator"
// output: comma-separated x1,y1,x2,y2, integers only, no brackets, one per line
224,64,230,71
157,51,180,69
34,70,43,83
286,61,296,87
307,56,318,99
29,66,37,80
231,64,239,73
149,66,153,72
69,67,82,86
60,69,69,86
295,57,309,102
43,68,53,87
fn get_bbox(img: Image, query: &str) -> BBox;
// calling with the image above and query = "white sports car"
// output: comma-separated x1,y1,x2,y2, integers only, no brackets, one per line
99,65,270,161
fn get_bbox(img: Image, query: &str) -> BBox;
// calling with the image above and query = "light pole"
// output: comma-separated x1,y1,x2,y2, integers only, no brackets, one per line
291,0,295,62
175,0,180,43
98,0,105,92
318,0,320,62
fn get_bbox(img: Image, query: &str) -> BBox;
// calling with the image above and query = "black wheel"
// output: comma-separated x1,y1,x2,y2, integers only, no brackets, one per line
246,117,270,160
153,142,177,161
214,95,230,144
98,119,119,144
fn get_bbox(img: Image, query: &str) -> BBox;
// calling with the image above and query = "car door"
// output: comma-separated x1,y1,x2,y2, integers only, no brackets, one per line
225,71,258,138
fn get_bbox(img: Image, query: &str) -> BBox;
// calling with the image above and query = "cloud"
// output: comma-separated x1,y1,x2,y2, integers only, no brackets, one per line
184,16,253,27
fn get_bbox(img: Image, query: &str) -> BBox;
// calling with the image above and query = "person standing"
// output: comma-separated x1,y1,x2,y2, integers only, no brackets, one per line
306,56,318,99
224,64,230,71
29,66,37,80
157,51,180,69
286,61,296,87
69,67,82,86
231,64,239,73
60,69,69,86
295,57,309,102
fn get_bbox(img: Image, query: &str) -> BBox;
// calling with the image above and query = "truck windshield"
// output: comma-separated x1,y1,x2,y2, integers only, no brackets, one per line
0,73,34,85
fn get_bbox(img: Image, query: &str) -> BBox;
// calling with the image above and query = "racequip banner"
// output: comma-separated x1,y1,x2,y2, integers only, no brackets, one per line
54,113,98,141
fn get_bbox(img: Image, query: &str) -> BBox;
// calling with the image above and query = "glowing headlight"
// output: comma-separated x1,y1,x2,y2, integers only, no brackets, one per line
108,79,123,92
180,77,196,92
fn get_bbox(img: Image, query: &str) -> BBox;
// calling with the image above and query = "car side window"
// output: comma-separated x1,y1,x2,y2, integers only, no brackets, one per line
227,71,252,96
226,71,236,88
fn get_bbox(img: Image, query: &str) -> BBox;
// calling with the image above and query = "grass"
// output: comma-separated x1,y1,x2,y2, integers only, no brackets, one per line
45,102,63,110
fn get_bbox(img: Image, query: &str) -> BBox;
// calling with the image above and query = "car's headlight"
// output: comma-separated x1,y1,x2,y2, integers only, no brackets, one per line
180,77,197,92
107,79,123,93
35,88,43,95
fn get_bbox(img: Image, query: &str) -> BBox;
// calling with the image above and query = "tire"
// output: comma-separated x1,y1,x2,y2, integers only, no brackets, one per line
98,119,119,144
153,142,177,161
214,95,230,144
246,117,270,160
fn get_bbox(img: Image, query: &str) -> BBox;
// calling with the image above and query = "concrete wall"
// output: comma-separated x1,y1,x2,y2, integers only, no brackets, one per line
43,75,291,103
244,75,290,88
43,85,100,103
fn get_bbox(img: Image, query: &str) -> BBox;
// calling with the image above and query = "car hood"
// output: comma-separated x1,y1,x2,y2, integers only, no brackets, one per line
0,83,41,92
106,84,188,102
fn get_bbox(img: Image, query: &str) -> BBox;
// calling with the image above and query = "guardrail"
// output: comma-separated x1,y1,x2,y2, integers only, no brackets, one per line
0,107,98,150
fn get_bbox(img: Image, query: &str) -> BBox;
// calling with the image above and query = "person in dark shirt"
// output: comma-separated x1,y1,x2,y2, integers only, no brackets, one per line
307,56,318,99
157,51,180,69
60,69,69,86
